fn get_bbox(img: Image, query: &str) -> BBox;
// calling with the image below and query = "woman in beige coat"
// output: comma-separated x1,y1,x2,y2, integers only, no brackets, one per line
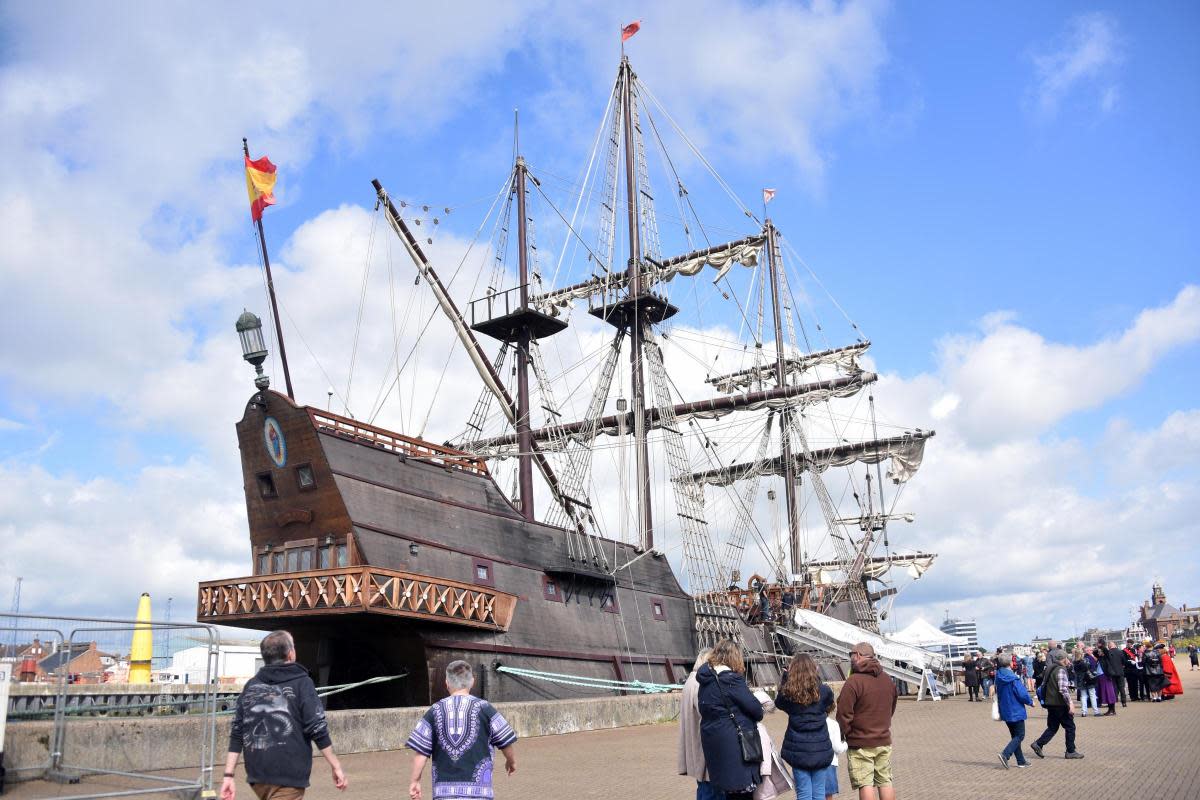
678,649,723,800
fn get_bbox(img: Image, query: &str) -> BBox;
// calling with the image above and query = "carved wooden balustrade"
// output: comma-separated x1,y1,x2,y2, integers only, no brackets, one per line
197,567,517,631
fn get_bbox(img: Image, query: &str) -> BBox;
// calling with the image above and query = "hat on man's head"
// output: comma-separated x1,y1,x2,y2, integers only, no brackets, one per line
1049,648,1068,662
1154,642,1166,650
850,642,875,658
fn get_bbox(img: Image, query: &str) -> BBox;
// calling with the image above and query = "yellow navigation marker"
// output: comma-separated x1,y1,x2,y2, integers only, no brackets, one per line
128,592,153,684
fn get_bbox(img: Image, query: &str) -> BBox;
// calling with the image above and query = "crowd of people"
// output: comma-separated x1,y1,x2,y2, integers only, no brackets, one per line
973,637,1185,768
213,627,1189,800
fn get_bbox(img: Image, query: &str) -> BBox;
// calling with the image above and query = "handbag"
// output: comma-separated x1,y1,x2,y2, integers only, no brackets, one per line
991,697,1000,721
714,673,764,764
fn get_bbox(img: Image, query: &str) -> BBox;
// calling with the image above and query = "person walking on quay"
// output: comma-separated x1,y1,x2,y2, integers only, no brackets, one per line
1031,649,1083,760
962,651,981,702
220,630,347,800
1189,643,1199,671
837,642,898,800
994,650,1034,769
697,639,765,800
405,661,517,800
1072,646,1099,717
678,648,723,800
1143,642,1166,702
1097,639,1125,711
776,653,835,800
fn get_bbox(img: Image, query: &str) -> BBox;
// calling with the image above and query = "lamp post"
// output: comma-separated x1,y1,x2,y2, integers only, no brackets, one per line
236,310,271,390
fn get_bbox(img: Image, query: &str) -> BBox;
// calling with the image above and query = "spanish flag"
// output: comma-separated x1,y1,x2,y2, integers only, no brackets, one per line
245,154,277,221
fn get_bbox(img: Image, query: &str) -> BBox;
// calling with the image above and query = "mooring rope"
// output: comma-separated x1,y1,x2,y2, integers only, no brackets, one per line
494,665,680,694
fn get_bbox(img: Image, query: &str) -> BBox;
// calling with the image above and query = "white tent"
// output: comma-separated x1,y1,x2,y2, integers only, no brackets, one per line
892,618,969,649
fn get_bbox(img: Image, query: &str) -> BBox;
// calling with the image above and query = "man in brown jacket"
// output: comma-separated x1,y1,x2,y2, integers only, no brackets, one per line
836,642,898,800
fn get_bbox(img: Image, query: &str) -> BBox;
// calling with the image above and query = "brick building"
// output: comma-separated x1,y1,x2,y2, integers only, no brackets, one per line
1139,583,1200,641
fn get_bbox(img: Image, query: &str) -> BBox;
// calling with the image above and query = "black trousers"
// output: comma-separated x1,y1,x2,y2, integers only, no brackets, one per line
1036,705,1077,754
968,684,980,700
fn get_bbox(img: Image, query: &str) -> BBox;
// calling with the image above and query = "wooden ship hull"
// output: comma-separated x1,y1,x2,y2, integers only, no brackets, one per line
198,390,775,706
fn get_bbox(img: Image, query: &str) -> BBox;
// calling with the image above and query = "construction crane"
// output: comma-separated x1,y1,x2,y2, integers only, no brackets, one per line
7,576,21,660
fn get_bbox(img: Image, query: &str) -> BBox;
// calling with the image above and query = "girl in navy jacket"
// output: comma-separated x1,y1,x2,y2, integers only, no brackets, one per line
775,653,835,800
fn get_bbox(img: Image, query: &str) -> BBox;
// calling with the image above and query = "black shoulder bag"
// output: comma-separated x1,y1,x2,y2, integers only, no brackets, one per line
714,673,763,764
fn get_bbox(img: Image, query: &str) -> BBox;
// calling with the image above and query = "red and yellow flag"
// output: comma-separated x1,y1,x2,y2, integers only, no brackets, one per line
245,154,277,221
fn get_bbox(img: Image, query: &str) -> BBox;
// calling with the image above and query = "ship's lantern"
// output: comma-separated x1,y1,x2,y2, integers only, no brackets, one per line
235,310,270,390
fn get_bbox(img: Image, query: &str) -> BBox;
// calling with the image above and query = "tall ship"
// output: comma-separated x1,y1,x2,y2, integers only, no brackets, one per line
198,49,937,707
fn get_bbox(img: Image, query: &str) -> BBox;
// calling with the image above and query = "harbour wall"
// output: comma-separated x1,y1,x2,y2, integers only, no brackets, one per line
3,692,680,775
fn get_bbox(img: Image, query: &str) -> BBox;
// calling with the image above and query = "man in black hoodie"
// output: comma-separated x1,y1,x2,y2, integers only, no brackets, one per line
221,630,347,800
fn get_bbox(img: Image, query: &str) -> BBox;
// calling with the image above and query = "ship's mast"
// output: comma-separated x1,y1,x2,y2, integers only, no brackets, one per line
244,137,295,400
765,220,802,577
514,155,535,520
621,56,654,551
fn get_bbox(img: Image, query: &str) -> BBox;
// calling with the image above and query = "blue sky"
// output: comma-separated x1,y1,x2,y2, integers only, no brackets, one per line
1,1,1197,647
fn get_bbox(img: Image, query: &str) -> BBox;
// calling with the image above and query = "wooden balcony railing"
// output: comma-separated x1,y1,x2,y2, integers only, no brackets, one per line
197,567,517,631
307,409,489,476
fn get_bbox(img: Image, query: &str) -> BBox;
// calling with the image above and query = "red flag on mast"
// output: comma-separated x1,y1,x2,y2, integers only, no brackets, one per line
621,20,641,41
244,154,277,222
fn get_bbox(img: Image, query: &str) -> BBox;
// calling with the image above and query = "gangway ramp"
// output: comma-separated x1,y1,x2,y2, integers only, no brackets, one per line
777,608,951,701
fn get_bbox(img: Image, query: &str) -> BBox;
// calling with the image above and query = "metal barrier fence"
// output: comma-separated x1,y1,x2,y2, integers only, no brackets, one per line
1,612,220,800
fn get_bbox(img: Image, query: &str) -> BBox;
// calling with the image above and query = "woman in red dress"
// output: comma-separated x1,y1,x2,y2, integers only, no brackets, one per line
1160,643,1184,698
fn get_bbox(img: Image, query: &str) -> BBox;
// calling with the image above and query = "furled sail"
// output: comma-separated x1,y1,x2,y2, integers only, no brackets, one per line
461,372,877,458
708,341,871,393
804,552,937,580
687,431,935,486
530,236,764,316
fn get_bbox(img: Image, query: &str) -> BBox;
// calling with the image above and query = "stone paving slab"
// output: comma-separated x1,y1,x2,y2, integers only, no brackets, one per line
6,658,1197,799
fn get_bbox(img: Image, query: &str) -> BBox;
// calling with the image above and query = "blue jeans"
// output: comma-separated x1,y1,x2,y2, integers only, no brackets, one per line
793,767,827,800
982,677,993,697
1078,684,1097,714
1002,719,1027,765
696,780,725,800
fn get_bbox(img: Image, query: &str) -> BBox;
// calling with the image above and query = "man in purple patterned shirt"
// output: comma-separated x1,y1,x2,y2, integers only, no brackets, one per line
406,661,518,800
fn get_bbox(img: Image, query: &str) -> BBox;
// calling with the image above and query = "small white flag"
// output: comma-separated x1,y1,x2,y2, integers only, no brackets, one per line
762,188,777,205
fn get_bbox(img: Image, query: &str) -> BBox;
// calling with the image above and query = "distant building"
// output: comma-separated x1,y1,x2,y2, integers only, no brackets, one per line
157,643,263,685
1139,583,1200,641
940,616,979,659
1030,636,1055,650
36,641,116,684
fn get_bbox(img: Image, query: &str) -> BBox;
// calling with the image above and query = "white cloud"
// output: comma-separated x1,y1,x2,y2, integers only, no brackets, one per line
935,285,1200,445
865,293,1200,643
0,459,246,618
0,418,26,432
1029,12,1123,118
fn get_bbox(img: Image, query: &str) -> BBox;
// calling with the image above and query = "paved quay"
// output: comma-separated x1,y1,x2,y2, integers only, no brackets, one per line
274,658,1200,800
7,658,1198,799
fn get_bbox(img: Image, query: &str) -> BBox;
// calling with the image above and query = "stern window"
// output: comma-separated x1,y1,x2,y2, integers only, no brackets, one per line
256,472,277,499
473,558,495,587
271,552,284,573
652,598,667,621
256,554,269,575
295,464,316,491
336,543,349,567
542,576,561,602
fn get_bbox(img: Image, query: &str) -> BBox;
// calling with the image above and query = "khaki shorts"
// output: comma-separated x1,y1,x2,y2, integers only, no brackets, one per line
847,745,893,789
251,785,305,800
